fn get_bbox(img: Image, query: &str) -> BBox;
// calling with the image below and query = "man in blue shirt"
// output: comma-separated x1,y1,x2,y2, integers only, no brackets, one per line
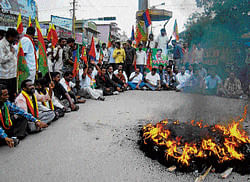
205,69,222,95
0,84,48,148
108,40,116,69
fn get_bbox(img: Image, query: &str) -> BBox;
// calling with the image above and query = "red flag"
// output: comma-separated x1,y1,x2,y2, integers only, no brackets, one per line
72,45,80,78
17,13,24,34
47,24,58,48
47,24,52,41
107,32,112,48
146,51,152,71
81,45,88,65
89,36,96,61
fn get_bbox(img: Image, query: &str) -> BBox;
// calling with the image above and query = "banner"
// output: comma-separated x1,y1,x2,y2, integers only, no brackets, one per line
51,15,72,31
0,0,37,19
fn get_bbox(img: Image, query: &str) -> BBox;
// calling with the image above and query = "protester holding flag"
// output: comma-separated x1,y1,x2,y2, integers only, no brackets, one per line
20,27,37,82
0,28,19,102
155,29,171,55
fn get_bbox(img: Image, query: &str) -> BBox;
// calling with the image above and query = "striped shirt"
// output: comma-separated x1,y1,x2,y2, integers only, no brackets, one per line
0,101,37,139
0,37,17,79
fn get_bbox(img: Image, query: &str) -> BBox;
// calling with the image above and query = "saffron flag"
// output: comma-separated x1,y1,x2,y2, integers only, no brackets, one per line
81,45,88,66
107,32,112,48
28,16,32,27
72,45,80,78
173,19,179,41
143,9,152,28
88,36,96,62
17,42,30,91
17,13,24,34
36,18,48,76
47,24,58,48
131,25,135,41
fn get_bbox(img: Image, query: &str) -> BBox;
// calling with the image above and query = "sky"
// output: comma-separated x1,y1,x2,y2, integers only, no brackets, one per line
37,0,200,37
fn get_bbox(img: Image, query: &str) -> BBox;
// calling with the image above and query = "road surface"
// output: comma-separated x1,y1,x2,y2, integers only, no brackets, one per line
1,91,249,182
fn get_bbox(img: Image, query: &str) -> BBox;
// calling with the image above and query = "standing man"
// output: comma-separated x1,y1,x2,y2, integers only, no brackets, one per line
155,29,171,55
124,40,136,77
20,27,37,82
113,42,126,69
172,40,184,66
53,38,66,73
0,28,19,102
63,38,75,72
108,40,116,69
134,43,147,74
147,33,156,49
102,43,109,65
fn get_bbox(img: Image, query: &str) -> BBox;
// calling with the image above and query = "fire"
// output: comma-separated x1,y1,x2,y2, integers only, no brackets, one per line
142,106,249,167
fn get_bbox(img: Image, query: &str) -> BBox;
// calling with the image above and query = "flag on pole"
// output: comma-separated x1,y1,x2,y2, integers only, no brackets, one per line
81,45,88,66
36,18,48,76
28,16,32,27
107,32,112,48
131,25,135,41
17,42,30,91
47,24,58,48
72,45,80,78
135,23,146,46
99,48,104,65
89,36,96,62
143,9,152,28
173,19,179,41
17,13,24,34
146,51,153,71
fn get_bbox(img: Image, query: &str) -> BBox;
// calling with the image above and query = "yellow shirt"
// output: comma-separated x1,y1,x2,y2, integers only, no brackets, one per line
112,48,126,63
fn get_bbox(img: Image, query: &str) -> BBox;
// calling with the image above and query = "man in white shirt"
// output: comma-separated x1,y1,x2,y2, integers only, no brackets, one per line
145,68,161,91
53,38,66,73
0,28,18,102
155,29,171,55
20,27,37,82
128,67,145,90
147,33,156,49
176,66,191,90
134,43,147,74
60,71,86,104
78,62,105,101
102,43,109,65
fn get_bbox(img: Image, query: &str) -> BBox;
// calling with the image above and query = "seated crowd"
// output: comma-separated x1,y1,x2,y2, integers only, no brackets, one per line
0,28,248,149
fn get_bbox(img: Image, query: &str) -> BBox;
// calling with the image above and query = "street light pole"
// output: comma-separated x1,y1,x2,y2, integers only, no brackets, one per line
72,0,76,38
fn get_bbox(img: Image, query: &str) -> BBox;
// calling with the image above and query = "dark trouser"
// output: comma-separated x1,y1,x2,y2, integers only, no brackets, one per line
125,64,134,78
0,77,17,102
0,116,28,145
103,87,114,96
54,107,65,118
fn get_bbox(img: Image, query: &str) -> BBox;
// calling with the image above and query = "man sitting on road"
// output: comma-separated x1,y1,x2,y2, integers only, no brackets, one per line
114,64,128,83
176,66,190,90
0,84,48,148
204,69,222,95
128,67,145,90
106,65,126,92
219,72,245,99
60,71,86,104
78,61,105,101
145,68,161,91
35,78,66,119
15,80,55,129
164,66,177,90
52,72,79,112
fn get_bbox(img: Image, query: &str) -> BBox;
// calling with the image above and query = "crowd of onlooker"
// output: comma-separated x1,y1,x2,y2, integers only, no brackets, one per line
0,27,249,148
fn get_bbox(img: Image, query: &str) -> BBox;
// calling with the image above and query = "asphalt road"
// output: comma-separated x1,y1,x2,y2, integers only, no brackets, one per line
0,91,249,182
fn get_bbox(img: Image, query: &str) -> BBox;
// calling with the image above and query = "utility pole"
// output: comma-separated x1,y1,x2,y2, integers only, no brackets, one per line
70,0,77,38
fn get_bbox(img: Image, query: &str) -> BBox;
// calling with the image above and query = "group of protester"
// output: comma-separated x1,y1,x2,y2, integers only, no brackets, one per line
0,27,249,148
